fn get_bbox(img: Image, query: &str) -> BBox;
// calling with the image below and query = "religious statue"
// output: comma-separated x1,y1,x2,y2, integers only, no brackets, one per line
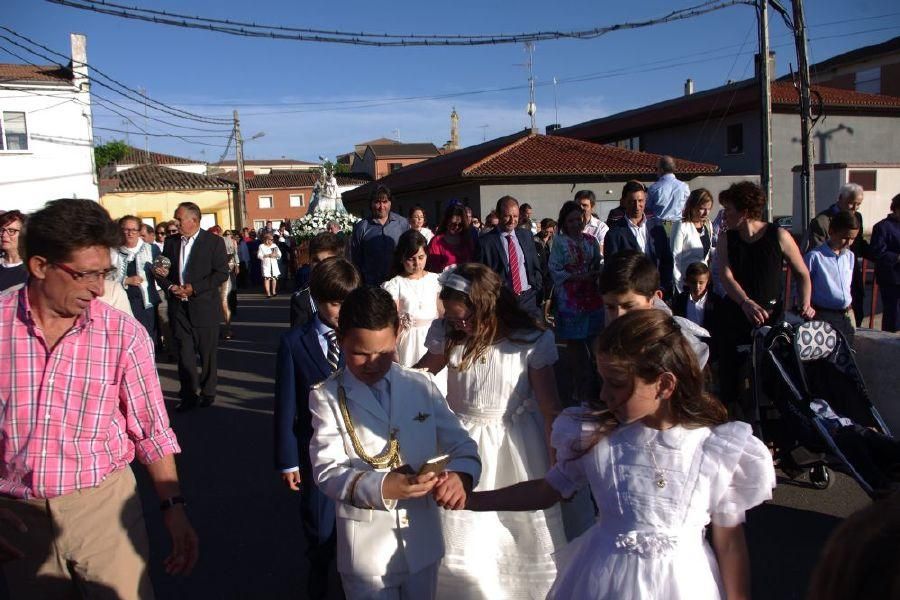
308,164,347,214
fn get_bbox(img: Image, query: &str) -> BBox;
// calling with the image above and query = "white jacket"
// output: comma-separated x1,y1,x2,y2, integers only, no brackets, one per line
670,220,712,291
309,363,481,576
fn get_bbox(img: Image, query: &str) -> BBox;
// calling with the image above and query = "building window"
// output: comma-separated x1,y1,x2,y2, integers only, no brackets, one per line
141,217,156,227
289,194,304,207
388,162,403,172
200,213,217,230
1,112,28,151
609,137,640,151
258,195,273,209
726,124,744,155
855,67,880,94
253,220,266,230
848,170,877,191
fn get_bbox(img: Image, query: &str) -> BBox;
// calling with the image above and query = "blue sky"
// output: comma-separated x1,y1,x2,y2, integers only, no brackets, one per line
5,0,899,163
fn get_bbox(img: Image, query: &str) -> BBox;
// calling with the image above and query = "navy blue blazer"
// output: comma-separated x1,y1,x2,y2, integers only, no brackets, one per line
476,227,544,298
871,216,900,287
273,320,341,472
604,217,674,294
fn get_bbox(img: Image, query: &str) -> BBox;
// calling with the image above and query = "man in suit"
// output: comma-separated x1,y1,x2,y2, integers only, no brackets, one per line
604,180,674,297
275,257,361,598
154,202,229,411
476,195,544,318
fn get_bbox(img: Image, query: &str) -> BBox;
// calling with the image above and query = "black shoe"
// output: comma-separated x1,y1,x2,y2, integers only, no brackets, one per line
199,396,215,408
176,400,198,413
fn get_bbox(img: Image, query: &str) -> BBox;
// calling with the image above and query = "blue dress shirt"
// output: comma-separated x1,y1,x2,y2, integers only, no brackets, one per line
350,212,410,286
647,174,690,222
805,242,854,310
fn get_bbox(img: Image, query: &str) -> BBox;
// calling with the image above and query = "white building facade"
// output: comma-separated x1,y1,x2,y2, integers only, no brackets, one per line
0,34,98,213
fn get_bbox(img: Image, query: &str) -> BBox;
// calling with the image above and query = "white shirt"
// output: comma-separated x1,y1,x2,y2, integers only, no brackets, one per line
584,216,610,250
179,230,200,284
686,292,708,328
500,230,530,293
626,217,649,253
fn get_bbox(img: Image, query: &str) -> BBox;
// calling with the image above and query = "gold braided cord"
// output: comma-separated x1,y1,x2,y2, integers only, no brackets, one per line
337,380,401,470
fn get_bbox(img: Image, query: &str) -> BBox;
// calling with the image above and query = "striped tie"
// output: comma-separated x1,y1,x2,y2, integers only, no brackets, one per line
324,330,340,370
506,233,523,295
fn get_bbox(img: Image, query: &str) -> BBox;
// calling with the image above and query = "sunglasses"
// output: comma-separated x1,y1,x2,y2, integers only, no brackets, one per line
167,229,178,234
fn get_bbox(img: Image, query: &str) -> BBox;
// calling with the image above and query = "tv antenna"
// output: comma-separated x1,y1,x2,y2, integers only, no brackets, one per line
478,124,489,142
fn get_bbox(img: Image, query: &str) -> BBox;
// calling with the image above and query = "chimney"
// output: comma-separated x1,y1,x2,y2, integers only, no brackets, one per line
545,123,561,134
754,51,776,82
70,33,89,94
684,78,694,96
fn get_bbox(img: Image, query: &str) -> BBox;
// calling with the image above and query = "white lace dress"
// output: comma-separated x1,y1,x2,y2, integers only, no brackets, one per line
382,273,446,395
425,325,567,599
545,409,776,600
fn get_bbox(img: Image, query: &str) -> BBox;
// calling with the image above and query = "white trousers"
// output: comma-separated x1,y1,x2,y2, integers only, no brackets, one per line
341,562,438,600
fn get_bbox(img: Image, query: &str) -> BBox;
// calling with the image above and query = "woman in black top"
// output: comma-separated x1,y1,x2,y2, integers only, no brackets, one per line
0,210,27,292
716,182,814,415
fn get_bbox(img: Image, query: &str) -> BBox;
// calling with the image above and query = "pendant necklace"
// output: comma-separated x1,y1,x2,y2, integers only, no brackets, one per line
645,440,668,489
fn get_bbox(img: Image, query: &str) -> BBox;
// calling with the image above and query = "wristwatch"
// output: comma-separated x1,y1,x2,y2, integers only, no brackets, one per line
159,496,187,511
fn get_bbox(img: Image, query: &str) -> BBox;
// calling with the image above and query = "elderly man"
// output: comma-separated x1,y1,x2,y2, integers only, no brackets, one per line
349,185,409,287
0,199,197,599
476,195,544,317
154,202,229,411
803,182,872,325
647,155,690,223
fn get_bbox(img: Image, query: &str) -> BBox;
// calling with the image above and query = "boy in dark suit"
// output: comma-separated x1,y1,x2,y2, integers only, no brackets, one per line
672,262,719,360
290,232,345,329
274,257,361,599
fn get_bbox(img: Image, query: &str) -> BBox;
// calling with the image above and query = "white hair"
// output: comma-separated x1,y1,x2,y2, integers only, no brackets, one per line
838,182,863,202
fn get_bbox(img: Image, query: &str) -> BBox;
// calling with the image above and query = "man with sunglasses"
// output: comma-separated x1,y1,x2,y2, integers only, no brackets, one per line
0,199,198,599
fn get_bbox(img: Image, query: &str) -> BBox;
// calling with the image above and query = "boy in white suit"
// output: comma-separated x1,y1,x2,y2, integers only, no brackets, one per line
309,286,481,599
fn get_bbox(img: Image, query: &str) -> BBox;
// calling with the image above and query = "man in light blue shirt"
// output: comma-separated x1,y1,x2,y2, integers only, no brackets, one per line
647,155,690,222
804,210,859,344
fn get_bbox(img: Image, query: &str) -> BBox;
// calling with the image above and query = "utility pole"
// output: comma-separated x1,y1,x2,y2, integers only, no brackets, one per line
791,0,816,232
139,86,149,157
757,0,774,219
233,109,247,230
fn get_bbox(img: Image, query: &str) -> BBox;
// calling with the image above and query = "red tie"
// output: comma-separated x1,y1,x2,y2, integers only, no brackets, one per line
506,233,523,295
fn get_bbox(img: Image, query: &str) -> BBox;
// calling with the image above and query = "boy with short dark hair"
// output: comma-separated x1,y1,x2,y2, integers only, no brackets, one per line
274,257,361,599
291,232,347,328
599,250,710,367
309,287,481,599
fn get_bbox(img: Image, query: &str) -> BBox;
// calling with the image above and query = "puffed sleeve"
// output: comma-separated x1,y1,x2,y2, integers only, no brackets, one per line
708,422,776,527
545,407,596,499
381,276,400,300
527,329,559,370
424,319,447,355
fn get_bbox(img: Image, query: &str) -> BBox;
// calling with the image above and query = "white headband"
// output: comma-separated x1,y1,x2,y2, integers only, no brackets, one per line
438,266,471,295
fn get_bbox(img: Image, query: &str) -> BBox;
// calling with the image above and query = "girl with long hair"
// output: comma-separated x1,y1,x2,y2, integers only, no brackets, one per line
462,310,776,599
415,263,566,599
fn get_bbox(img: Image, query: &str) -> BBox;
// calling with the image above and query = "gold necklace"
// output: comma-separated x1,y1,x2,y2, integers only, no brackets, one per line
337,377,401,470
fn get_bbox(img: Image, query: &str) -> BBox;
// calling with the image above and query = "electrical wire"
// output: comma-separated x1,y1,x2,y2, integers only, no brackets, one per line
93,126,229,147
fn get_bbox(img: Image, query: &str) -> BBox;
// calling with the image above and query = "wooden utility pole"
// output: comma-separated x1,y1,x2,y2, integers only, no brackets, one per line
757,0,774,219
791,0,816,231
233,109,248,229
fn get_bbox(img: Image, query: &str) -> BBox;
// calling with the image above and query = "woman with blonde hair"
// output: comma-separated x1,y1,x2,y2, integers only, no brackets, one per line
415,262,566,599
671,188,714,291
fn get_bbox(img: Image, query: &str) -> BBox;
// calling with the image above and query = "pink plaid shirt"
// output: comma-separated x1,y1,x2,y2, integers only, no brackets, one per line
0,288,180,499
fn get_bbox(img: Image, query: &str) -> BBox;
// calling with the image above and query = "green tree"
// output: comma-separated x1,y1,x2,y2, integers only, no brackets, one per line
94,140,129,172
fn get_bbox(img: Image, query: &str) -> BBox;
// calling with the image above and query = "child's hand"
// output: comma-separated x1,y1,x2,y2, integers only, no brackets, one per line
382,471,438,500
433,471,472,510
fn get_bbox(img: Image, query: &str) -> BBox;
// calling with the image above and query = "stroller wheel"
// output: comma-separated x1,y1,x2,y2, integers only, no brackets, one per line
809,465,832,490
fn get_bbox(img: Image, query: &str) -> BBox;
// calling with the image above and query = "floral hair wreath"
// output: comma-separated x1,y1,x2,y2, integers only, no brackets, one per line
438,265,472,295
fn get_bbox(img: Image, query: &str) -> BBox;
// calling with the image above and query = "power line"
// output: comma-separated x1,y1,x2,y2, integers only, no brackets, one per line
46,0,752,46
0,26,231,124
94,126,229,147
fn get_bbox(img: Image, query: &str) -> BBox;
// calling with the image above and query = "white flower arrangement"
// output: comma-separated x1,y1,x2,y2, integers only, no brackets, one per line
290,210,361,242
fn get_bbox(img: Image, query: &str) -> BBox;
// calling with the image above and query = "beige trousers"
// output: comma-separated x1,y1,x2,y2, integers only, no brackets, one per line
0,468,154,600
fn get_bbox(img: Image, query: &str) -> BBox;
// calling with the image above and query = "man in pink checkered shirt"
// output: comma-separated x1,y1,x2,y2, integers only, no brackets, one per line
0,199,198,599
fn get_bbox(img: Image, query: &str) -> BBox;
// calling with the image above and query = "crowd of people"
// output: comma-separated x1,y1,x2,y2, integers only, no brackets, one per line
0,160,898,599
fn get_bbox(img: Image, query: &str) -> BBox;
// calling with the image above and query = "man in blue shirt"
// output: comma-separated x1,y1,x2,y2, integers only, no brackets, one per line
804,210,859,344
646,155,690,223
349,185,409,286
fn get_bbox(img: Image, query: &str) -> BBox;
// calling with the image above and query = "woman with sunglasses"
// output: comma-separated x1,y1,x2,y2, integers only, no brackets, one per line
415,262,566,599
0,210,27,292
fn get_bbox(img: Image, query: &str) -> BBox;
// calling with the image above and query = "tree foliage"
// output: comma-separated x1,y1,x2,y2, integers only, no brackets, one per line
95,140,129,171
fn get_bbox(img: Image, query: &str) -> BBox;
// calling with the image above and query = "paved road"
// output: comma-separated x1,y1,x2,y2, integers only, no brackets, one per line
137,291,871,600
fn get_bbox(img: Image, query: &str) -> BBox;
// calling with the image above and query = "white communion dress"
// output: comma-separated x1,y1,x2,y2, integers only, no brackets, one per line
426,325,567,599
382,272,446,395
257,243,281,279
545,409,776,600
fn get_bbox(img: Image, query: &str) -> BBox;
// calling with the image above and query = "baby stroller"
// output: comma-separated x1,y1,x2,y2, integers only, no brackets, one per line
751,320,898,497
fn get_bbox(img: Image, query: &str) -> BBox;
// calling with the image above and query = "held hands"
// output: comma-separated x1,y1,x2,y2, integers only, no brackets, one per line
432,471,472,510
382,471,439,500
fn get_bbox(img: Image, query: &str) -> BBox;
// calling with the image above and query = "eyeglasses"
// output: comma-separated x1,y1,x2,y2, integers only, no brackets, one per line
167,229,178,234
156,230,166,236
53,262,117,284
0,227,21,237
121,227,140,233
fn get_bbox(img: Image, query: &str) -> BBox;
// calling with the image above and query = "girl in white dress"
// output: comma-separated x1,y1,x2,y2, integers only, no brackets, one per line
416,263,566,599
382,230,446,394
464,309,776,600
257,233,282,297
